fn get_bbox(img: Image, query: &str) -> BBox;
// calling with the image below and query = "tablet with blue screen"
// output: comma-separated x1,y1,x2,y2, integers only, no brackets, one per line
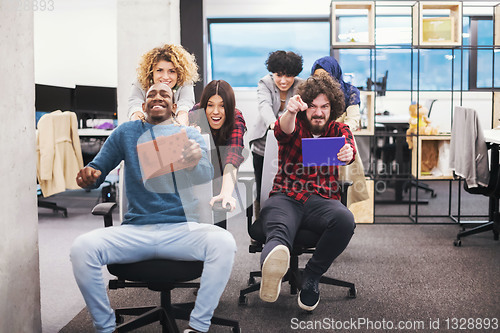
302,137,346,166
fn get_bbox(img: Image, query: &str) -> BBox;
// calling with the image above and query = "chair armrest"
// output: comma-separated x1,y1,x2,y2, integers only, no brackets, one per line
338,180,353,207
92,202,118,227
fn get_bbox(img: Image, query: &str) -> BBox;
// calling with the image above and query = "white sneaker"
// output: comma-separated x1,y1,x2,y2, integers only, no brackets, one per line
183,329,202,333
259,245,290,302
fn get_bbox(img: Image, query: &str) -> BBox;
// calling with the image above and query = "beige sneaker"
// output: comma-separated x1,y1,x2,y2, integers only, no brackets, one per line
259,245,290,302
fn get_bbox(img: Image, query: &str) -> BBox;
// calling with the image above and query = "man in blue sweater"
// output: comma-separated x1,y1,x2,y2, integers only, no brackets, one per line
71,83,236,333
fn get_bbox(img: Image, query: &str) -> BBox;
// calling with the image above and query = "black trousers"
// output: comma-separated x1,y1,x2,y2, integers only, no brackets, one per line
260,193,356,277
252,152,264,202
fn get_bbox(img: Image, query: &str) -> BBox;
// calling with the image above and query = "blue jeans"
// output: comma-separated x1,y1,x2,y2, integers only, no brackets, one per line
70,222,236,333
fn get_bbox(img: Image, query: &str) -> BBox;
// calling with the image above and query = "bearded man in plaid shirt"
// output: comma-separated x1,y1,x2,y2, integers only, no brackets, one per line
258,72,356,311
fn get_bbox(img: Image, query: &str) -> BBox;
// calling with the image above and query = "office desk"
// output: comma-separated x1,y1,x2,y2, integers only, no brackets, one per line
375,114,410,125
78,128,112,137
79,128,112,165
454,128,500,245
483,128,500,144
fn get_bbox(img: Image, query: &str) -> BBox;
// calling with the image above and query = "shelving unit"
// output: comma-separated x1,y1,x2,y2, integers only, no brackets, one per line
330,1,375,47
494,92,500,129
411,135,452,180
356,91,375,136
330,0,498,224
412,1,462,47
495,4,500,46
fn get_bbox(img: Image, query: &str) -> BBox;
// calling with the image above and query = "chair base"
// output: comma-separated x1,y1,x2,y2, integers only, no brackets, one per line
114,288,240,333
38,199,68,217
238,255,356,308
404,179,436,198
454,221,500,247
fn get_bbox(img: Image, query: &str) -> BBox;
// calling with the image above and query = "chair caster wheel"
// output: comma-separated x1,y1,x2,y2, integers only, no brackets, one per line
348,286,357,298
232,327,242,333
431,193,437,198
454,239,462,247
238,295,248,306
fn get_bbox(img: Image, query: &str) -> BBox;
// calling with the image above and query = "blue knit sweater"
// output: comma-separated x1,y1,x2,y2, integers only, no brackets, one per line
88,120,213,225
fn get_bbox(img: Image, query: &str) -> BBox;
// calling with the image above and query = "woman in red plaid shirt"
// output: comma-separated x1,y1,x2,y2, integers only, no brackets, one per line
259,72,356,312
189,80,246,212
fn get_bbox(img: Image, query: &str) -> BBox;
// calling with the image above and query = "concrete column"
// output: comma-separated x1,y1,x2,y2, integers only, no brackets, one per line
116,0,181,124
0,1,41,332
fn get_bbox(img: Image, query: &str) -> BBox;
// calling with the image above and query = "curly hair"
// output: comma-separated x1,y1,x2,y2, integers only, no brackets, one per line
265,50,303,76
137,44,200,90
296,72,345,123
199,80,236,146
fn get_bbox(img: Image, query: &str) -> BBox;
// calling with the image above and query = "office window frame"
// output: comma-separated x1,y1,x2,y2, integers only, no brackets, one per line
207,17,329,88
207,14,495,91
468,15,497,90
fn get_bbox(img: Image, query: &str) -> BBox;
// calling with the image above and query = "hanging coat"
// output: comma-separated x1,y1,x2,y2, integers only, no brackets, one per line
36,110,84,197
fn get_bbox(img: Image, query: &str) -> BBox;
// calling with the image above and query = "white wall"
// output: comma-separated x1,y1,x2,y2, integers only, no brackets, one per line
205,0,330,17
116,0,180,124
34,0,117,88
0,1,41,332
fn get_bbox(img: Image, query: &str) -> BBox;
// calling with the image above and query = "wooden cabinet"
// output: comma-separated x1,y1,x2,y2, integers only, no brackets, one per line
411,135,453,180
495,4,500,46
412,1,462,47
355,91,374,136
494,92,500,129
330,1,374,47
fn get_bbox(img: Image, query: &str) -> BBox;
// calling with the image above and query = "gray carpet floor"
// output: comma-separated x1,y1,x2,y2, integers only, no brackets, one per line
39,182,500,333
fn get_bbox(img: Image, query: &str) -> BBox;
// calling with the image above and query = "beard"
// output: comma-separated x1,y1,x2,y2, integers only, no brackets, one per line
307,116,330,135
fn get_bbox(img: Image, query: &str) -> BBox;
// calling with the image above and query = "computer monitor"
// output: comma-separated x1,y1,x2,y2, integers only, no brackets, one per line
74,85,117,128
35,84,74,112
366,70,388,96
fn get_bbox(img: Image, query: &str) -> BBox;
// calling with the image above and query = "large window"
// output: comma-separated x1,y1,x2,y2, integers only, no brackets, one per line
208,19,329,87
469,17,499,90
208,15,496,90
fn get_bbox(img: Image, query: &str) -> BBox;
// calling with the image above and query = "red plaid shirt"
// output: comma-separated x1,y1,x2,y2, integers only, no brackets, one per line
223,109,246,168
270,117,356,202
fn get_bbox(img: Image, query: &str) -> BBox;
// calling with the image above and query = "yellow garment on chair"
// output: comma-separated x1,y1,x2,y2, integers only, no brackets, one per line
36,110,84,197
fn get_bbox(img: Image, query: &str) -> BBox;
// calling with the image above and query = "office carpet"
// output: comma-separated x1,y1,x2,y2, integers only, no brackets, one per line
40,181,499,333
57,211,499,332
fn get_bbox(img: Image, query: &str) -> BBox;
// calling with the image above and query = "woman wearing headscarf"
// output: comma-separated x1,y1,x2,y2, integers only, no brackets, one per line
312,56,369,206
311,56,361,131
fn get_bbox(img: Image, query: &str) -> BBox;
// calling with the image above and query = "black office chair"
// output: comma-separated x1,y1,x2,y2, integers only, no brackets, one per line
451,106,500,246
91,202,239,333
238,132,356,307
454,144,500,246
37,187,68,217
90,134,240,333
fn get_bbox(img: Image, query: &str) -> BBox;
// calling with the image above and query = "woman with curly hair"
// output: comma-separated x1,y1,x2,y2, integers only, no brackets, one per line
249,50,304,216
128,44,199,125
311,56,369,206
189,80,246,212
